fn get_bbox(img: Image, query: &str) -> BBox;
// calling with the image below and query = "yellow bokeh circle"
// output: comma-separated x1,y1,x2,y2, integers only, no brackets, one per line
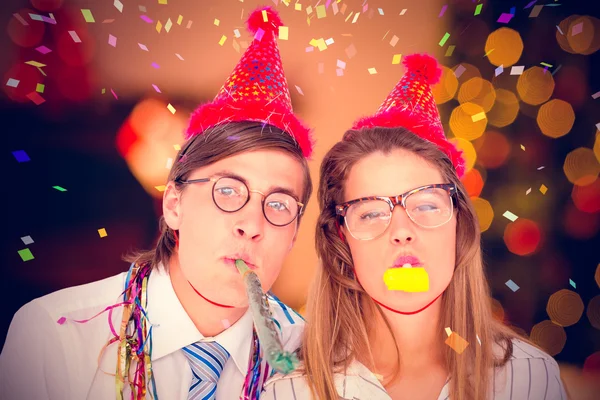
432,66,459,104
450,102,488,141
517,66,555,106
563,147,600,186
471,197,494,232
485,27,524,67
537,99,575,138
458,77,496,112
488,89,520,128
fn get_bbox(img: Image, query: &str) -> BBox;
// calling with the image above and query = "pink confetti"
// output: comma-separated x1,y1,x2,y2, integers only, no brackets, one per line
336,68,344,76
362,4,368,12
108,34,117,47
111,88,118,100
68,30,82,43
175,53,184,60
13,13,29,25
102,19,115,24
26,92,45,105
35,45,52,54
305,46,314,53
454,64,466,78
254,28,265,41
151,62,160,69
497,13,513,24
57,317,66,325
138,43,148,51
140,15,153,23
524,0,537,9
345,43,357,59
294,85,304,96
439,5,448,17
152,84,161,93
571,22,583,36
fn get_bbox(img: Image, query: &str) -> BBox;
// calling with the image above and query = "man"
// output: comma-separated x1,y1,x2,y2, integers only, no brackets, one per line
0,6,314,399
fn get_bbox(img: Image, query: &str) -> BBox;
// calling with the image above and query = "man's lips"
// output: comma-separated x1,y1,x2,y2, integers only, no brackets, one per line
223,257,257,270
391,255,423,268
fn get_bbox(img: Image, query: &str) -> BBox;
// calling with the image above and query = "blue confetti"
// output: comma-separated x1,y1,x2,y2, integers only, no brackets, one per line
505,279,520,292
569,279,576,289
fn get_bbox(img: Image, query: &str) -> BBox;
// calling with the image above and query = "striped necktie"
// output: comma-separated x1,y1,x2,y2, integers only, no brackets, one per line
182,341,230,400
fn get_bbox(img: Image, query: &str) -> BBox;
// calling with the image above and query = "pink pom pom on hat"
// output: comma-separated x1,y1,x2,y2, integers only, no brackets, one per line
185,6,314,158
352,53,466,177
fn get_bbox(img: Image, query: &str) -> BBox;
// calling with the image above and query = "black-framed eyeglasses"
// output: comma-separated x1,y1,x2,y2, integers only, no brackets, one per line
335,183,457,240
176,176,304,227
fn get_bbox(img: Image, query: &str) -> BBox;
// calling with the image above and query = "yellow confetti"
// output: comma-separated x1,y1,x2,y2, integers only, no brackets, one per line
316,38,327,51
25,61,46,68
81,9,95,23
316,5,326,18
279,26,289,40
520,144,526,151
165,18,173,32
471,112,487,122
155,185,167,192
345,11,353,22
158,0,167,4
167,103,176,114
156,20,162,33
173,144,181,151
392,54,402,64
177,15,183,25
219,35,227,46
540,184,548,195
98,228,107,238
445,332,469,354
368,67,378,74
295,3,302,11
309,38,319,47
214,18,220,26
306,5,313,14
445,327,453,336
262,9,268,22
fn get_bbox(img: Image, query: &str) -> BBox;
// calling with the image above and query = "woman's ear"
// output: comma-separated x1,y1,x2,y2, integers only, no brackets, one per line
163,181,183,230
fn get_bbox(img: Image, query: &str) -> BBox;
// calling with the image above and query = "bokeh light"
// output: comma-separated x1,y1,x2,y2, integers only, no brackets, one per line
583,352,600,375
594,130,600,162
517,67,555,106
563,203,600,240
487,89,519,128
571,179,600,213
432,66,458,104
458,78,496,112
537,99,575,138
547,289,584,327
7,9,45,48
530,320,567,356
596,264,600,289
30,0,65,11
553,66,589,109
491,298,505,321
587,295,600,330
449,102,487,141
566,16,600,55
452,63,482,88
563,147,600,186
461,168,484,198
485,27,524,67
473,130,511,169
504,218,543,256
449,137,477,172
471,197,494,232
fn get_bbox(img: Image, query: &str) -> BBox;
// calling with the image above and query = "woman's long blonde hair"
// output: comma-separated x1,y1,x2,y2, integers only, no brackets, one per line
302,127,525,399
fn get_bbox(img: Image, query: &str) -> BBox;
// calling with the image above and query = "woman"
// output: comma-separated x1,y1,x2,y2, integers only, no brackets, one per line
261,54,567,399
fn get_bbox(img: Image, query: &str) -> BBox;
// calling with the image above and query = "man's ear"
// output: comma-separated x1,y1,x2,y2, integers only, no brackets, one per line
163,181,183,230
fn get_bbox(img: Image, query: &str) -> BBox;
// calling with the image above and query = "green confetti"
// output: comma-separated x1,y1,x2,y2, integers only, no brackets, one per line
439,32,450,47
81,9,95,23
540,62,553,67
569,279,576,289
18,248,34,262
36,83,45,93
475,4,483,15
53,186,67,192
445,45,456,57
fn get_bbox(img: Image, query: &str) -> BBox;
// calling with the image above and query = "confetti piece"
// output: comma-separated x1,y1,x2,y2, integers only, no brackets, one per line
556,25,564,35
18,248,34,262
158,0,168,4
214,18,220,26
540,62,553,68
29,13,43,21
152,84,161,92
156,21,163,33
510,66,524,75
445,45,456,57
165,18,173,32
571,22,583,36
166,158,174,169
36,46,52,54
325,38,334,45
497,13,514,24
524,0,537,8
81,9,95,23
279,26,289,40
569,279,576,289
439,32,450,47
151,62,160,69
36,83,44,93
25,61,46,68
445,332,469,354
439,5,448,18
345,43,357,58
454,65,466,78
539,184,548,195
484,48,495,58
537,166,545,170
529,5,543,18
503,211,519,222
471,112,486,122
167,103,176,114
306,5,313,15
368,68,377,75
390,35,399,47
475,4,483,15
344,12,353,23
175,53,184,60
521,144,526,151
98,228,107,238
476,335,482,345
6,78,19,88
255,28,265,41
26,92,45,105
400,9,407,15
139,5,147,12
219,35,227,46
352,12,360,23
114,0,123,12
186,21,193,29
295,3,302,11
262,9,269,22
392,54,402,64
108,34,117,47
336,68,344,76
155,185,166,192
138,43,148,51
177,15,183,25
316,5,326,18
21,236,34,245
140,15,153,23
174,144,181,151
337,59,346,69
13,13,29,25
295,85,304,95
318,62,325,74
526,188,532,195
233,28,241,38
111,88,118,99
495,65,504,76
12,150,30,162
510,7,516,15
378,8,384,15
445,327,452,336
505,279,520,292
591,91,600,99
53,186,67,192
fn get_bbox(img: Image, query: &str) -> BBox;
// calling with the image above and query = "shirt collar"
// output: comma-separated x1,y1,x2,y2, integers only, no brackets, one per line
146,266,254,375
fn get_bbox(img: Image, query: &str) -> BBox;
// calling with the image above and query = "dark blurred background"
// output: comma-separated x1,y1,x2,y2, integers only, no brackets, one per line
1,0,599,397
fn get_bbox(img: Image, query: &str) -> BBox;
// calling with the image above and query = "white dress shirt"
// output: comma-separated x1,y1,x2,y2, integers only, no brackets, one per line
0,266,304,399
261,338,567,400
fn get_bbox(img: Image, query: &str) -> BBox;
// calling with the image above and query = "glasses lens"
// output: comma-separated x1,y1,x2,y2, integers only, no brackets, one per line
405,188,453,227
346,199,392,239
213,177,249,211
264,192,299,226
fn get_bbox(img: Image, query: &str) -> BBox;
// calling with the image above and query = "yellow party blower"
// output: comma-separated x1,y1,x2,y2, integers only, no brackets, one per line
383,267,430,292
